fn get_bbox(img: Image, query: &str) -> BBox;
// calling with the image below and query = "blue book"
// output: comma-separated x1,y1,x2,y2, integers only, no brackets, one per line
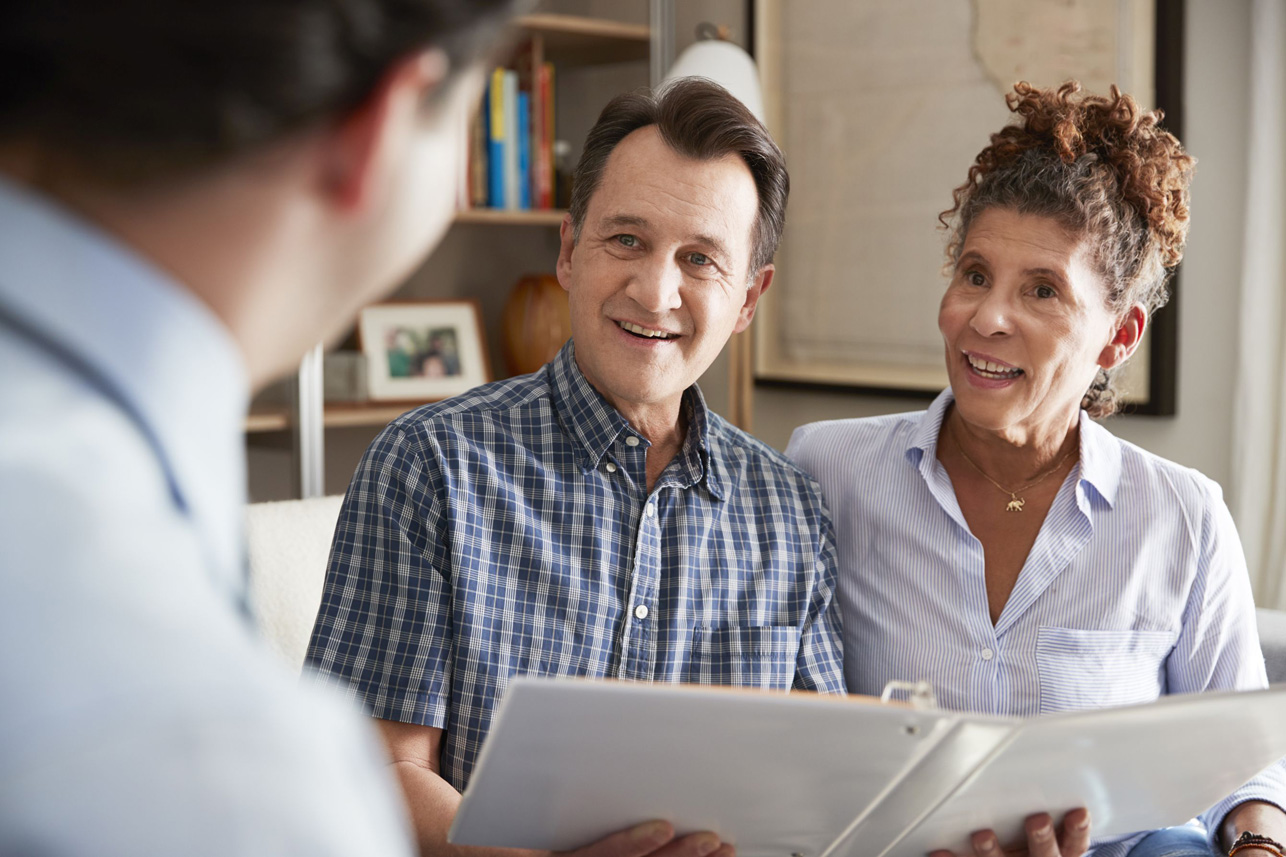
517,91,531,210
487,67,505,209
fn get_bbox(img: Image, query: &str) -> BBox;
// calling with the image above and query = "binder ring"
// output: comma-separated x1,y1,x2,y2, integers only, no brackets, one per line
879,680,939,710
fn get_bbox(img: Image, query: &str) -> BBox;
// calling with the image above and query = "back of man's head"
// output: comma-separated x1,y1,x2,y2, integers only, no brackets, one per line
0,0,522,184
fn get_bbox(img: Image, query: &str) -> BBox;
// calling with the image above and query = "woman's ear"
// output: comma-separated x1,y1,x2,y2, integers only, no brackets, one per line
1098,303,1148,369
318,48,450,213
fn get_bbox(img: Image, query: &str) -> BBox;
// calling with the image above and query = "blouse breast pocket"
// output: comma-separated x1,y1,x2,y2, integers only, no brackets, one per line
1035,627,1176,714
686,626,801,691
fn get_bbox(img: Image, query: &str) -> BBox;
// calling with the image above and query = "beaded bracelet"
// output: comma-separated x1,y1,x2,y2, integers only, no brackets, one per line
1229,831,1286,857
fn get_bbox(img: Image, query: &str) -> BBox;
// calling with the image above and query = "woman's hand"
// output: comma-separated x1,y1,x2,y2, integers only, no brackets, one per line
930,810,1091,857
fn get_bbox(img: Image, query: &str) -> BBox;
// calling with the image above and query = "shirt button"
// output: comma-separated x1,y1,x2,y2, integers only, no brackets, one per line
645,503,656,517
625,436,640,447
604,462,618,473
634,604,649,620
981,647,994,661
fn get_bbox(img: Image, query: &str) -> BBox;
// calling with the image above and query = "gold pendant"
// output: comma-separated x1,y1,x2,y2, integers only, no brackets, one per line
1006,495,1025,513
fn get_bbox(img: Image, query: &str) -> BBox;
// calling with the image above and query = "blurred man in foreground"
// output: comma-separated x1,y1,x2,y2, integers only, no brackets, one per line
0,2,520,853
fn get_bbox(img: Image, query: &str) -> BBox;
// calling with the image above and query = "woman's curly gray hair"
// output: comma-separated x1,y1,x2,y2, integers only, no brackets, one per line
941,81,1196,417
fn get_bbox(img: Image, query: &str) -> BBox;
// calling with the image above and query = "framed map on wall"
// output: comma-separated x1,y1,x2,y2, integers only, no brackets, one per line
753,0,1182,414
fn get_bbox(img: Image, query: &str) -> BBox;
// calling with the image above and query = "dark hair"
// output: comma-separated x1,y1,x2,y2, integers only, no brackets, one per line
941,80,1195,418
568,77,788,276
0,0,525,182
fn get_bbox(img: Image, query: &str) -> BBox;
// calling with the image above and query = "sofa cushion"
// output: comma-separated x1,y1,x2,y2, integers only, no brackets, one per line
246,495,345,673
1260,608,1286,685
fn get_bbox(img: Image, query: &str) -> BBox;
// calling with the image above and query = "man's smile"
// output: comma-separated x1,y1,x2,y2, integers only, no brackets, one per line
617,320,680,340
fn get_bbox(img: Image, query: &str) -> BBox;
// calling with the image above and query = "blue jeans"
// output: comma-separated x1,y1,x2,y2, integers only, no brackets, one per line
1126,825,1220,857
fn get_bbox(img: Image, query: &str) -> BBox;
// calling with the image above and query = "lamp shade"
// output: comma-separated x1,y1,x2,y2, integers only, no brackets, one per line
664,39,764,123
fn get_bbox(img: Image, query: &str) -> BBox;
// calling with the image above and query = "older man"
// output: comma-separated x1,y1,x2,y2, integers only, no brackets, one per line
305,78,846,855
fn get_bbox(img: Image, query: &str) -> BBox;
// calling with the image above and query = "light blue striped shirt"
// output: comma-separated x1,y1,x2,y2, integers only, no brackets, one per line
787,388,1286,857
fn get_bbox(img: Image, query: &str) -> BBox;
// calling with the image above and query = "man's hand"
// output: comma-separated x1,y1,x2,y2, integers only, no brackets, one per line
563,821,732,857
929,810,1091,857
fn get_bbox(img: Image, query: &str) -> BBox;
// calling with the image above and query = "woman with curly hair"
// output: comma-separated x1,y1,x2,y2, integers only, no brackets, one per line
788,81,1286,857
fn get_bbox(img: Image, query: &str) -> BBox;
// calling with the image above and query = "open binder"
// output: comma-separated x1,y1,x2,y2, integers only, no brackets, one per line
448,678,1286,857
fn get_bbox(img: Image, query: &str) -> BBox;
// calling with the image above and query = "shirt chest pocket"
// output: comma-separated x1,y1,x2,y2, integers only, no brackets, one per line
685,626,801,691
1035,627,1177,714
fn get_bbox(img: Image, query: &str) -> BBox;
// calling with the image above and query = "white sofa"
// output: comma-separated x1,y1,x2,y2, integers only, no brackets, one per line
246,495,344,673
1261,608,1286,685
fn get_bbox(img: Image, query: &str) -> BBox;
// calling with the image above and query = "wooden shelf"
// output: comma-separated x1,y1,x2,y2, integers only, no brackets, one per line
515,13,650,65
246,401,428,434
453,208,567,227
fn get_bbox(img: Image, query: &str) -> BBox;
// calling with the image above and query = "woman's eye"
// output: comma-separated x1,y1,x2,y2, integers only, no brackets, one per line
966,271,985,286
1034,284,1057,299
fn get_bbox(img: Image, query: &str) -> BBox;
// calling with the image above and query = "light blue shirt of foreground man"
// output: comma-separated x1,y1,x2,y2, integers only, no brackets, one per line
0,0,525,853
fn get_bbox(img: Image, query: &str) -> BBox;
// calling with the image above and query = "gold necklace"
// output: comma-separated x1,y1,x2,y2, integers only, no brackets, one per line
949,426,1077,513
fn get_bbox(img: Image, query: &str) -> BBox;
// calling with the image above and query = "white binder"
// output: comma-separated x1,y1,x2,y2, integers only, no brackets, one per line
448,678,1286,857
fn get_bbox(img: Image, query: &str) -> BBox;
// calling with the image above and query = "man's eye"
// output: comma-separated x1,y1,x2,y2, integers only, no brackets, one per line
688,252,711,266
615,235,638,248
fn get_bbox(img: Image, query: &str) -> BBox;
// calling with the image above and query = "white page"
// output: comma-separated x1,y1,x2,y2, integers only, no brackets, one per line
450,679,1286,857
449,678,991,857
882,687,1286,857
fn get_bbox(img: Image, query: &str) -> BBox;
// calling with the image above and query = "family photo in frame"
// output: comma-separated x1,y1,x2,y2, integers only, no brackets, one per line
358,300,491,403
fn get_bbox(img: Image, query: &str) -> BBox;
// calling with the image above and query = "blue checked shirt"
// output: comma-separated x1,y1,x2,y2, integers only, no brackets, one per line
305,341,846,790
787,389,1286,857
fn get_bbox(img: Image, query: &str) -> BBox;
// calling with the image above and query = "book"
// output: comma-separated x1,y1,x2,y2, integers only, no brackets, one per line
448,678,1286,857
516,91,531,210
513,37,543,211
502,69,519,210
469,87,489,209
487,67,505,209
536,62,555,209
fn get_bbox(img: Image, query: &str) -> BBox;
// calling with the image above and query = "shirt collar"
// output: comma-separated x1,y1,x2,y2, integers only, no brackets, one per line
1075,407,1122,507
906,389,955,477
548,340,724,499
908,387,1122,508
0,175,251,585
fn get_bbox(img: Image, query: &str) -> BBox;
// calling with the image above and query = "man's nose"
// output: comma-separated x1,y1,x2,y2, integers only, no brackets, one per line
626,255,684,314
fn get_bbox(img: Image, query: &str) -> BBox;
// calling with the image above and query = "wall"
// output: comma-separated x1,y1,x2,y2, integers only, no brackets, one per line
750,0,1252,496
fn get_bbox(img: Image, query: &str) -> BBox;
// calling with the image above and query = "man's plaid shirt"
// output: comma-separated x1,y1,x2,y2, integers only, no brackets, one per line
304,341,845,791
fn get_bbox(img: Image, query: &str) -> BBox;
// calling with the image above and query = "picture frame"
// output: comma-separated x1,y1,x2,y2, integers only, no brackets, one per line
751,0,1182,415
358,299,491,403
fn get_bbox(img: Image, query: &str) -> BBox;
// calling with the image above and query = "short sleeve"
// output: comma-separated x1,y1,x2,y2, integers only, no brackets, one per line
792,492,847,694
304,423,455,727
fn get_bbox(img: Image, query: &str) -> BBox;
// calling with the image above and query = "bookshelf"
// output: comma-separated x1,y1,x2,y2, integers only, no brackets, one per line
452,208,567,227
246,402,430,434
516,13,650,65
